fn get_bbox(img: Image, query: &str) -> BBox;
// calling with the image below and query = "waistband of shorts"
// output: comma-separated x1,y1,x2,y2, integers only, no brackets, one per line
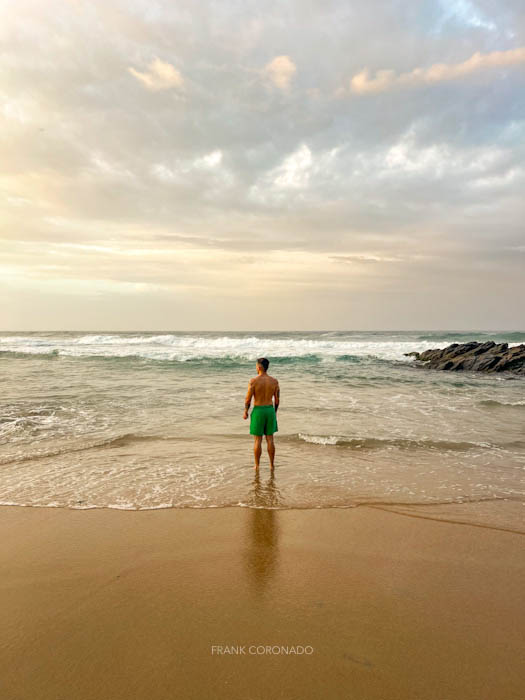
252,404,274,408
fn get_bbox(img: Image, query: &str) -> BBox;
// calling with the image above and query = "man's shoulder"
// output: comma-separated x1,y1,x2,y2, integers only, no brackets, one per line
268,375,278,383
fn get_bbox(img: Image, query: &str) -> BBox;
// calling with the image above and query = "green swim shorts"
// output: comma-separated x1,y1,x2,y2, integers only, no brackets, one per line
249,404,278,436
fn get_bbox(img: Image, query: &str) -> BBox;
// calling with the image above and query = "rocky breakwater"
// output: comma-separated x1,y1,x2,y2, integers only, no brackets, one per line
404,341,525,374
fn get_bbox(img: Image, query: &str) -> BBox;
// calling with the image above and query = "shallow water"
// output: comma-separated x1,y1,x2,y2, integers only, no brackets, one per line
1,330,524,532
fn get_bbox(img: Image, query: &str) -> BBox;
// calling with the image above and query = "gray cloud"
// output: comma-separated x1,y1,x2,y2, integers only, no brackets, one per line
1,0,524,329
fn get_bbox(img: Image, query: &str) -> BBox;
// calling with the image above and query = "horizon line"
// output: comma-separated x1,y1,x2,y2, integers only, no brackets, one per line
1,329,524,334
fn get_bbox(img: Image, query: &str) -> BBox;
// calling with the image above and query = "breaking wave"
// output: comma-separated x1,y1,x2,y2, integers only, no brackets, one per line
0,332,501,364
293,433,498,450
0,432,181,466
478,399,525,409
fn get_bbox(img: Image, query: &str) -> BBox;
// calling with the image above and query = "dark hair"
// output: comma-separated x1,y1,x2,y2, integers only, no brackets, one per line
256,357,269,371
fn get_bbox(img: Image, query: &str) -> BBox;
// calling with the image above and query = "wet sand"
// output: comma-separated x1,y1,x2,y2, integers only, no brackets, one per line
0,503,523,700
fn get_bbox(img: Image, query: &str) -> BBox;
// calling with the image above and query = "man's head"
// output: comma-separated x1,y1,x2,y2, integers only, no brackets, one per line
256,357,269,373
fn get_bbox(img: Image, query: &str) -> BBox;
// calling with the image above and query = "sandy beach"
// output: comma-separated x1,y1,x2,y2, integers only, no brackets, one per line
1,503,523,700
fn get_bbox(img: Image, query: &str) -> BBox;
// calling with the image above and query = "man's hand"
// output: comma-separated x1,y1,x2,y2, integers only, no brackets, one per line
244,379,255,421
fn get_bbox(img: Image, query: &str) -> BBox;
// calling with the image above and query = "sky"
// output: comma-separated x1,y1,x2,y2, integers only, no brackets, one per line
1,0,524,331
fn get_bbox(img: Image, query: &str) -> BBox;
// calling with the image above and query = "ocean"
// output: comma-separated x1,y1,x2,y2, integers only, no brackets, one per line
1,330,524,533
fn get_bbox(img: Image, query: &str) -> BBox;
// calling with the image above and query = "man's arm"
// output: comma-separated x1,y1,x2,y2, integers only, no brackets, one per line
243,379,255,419
274,381,280,413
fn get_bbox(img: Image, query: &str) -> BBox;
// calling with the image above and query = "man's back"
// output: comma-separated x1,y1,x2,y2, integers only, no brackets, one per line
244,358,279,469
250,374,279,406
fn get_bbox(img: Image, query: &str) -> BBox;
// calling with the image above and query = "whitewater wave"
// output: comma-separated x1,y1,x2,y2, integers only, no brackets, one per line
4,331,522,364
478,399,525,409
0,493,515,511
0,349,400,368
0,333,428,362
294,433,497,451
0,432,183,466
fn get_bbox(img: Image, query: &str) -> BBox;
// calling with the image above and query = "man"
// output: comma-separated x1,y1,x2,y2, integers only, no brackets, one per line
243,357,280,470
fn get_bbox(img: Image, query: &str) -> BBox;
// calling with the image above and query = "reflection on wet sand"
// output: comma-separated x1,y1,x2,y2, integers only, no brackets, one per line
243,472,281,595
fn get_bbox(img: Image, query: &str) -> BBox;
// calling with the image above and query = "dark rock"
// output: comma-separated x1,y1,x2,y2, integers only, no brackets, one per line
407,340,525,375
471,341,496,356
470,355,501,371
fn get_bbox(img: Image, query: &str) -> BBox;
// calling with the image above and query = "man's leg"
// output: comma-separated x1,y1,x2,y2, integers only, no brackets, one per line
253,435,262,469
265,434,275,469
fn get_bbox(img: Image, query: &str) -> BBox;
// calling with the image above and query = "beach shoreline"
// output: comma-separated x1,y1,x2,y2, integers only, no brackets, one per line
1,503,523,700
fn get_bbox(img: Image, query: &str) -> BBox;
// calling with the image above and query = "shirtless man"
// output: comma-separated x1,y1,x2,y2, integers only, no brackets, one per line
243,357,280,470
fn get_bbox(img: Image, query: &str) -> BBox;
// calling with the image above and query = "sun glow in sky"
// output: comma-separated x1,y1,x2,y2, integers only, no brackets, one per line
1,0,524,330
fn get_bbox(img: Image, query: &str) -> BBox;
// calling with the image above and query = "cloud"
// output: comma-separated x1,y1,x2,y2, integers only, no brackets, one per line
1,0,525,329
194,150,223,169
272,143,312,187
350,46,525,94
263,55,297,90
128,57,184,91
436,0,498,33
330,254,405,264
249,143,342,204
